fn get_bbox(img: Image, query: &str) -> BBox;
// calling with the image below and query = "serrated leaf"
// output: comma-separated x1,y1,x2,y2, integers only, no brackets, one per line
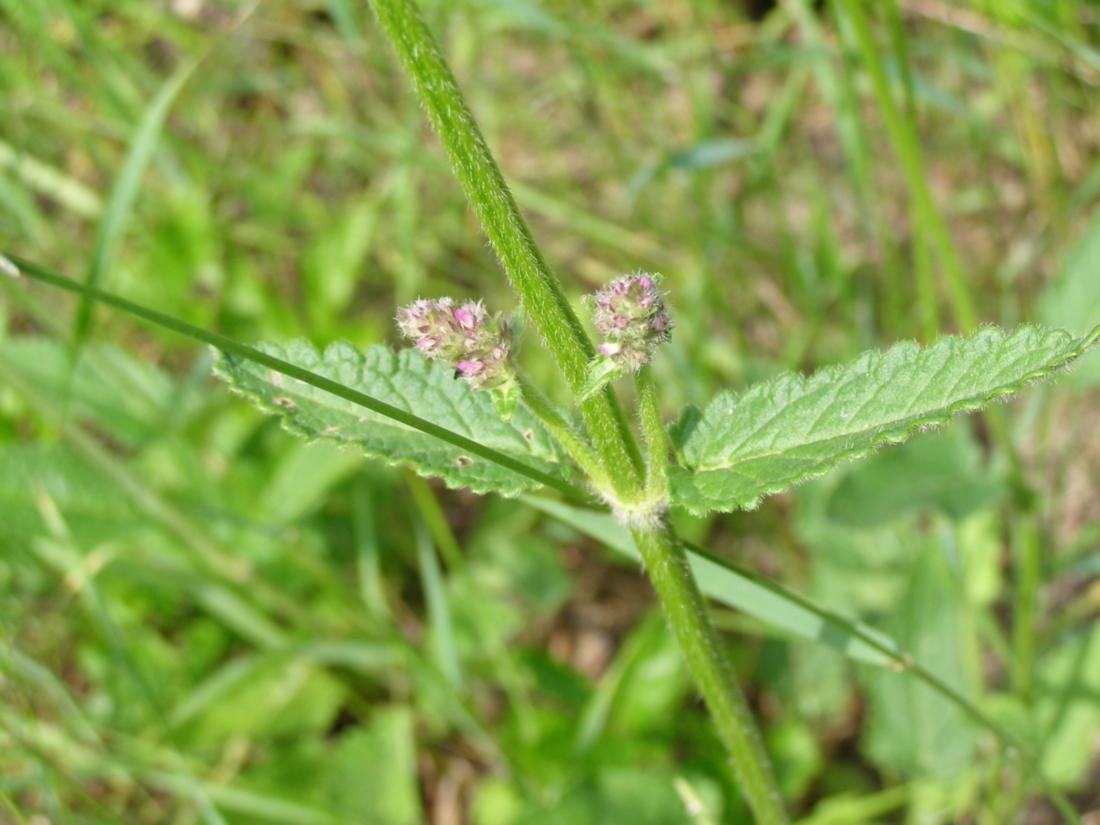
669,324,1099,515
214,340,573,497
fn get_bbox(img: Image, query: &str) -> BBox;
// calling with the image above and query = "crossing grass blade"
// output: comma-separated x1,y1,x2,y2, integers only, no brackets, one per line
8,256,595,504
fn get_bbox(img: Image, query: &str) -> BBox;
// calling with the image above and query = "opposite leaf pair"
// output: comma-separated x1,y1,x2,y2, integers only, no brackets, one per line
216,271,1099,519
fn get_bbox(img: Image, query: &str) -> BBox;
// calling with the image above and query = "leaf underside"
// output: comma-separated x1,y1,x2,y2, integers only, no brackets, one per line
669,324,1100,515
214,340,572,497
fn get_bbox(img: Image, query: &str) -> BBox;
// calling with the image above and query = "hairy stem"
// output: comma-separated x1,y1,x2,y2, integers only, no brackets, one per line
632,523,788,825
517,372,613,495
365,3,787,816
635,367,668,499
367,0,643,497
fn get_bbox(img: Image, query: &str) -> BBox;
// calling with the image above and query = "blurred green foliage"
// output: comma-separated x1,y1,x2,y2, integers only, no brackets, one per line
1,0,1099,822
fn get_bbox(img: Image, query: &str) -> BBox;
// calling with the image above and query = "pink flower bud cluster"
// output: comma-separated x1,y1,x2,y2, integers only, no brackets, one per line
586,273,671,371
396,298,514,390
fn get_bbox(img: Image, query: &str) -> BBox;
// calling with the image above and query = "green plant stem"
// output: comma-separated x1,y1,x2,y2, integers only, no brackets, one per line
836,0,977,334
365,4,788,816
635,367,667,498
366,0,644,498
632,523,788,825
517,372,612,494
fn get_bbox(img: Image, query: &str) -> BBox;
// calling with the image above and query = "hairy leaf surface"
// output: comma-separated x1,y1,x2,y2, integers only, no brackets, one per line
215,340,572,496
670,325,1099,515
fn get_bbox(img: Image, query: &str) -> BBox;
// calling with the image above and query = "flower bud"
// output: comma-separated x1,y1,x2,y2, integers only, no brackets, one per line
585,272,671,372
396,298,515,392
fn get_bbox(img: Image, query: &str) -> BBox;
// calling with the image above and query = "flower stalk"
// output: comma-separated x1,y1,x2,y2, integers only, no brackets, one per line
515,372,614,496
635,366,668,502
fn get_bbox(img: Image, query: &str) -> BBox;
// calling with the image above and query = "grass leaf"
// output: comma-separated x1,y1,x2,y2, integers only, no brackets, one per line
74,59,199,344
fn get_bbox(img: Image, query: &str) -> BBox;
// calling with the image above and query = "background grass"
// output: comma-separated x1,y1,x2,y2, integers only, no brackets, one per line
2,0,1100,822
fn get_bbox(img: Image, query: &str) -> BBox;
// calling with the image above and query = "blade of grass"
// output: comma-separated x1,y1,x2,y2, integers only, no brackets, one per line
785,0,911,336
0,139,103,219
415,522,462,689
4,709,348,825
406,472,464,569
30,498,166,720
0,644,101,746
352,476,390,619
7,255,594,504
834,0,976,334
0,792,29,825
72,0,264,345
73,57,200,346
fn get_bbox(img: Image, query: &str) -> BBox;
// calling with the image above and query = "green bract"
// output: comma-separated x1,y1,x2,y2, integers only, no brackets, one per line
669,324,1100,516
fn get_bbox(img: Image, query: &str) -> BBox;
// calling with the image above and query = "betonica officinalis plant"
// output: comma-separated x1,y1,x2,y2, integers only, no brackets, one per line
5,1,1099,822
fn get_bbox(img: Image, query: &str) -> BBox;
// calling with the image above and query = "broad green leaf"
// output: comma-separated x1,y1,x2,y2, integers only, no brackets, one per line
0,336,176,447
518,768,704,825
574,614,689,754
172,655,345,746
322,707,421,824
214,340,572,497
669,324,1099,515
238,707,422,825
258,441,363,525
